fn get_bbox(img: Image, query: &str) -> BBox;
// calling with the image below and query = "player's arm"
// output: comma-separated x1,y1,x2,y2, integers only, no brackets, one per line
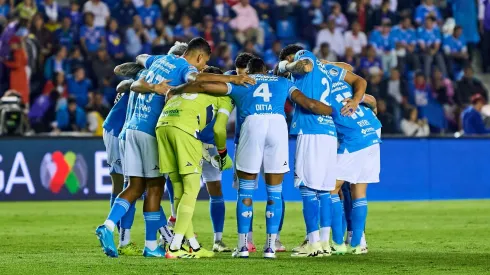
116,79,134,94
213,100,233,171
135,54,151,67
187,72,256,86
290,89,333,116
362,94,377,114
168,81,230,96
341,71,367,116
130,78,171,94
320,60,354,72
279,59,313,75
114,62,144,78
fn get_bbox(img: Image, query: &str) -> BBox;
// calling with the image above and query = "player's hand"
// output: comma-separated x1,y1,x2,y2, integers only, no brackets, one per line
341,98,359,116
230,75,256,86
216,148,233,171
116,79,133,94
153,79,172,95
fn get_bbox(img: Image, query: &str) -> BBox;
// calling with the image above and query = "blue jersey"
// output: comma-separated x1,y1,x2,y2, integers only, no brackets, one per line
414,4,442,25
443,35,467,54
126,55,198,136
323,64,382,153
103,93,129,137
392,25,417,46
417,26,441,48
119,69,148,141
137,4,161,27
289,50,337,137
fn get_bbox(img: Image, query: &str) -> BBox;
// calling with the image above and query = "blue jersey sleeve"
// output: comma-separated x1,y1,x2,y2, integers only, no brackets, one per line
285,79,298,100
179,64,198,83
324,64,347,82
144,55,158,69
293,50,315,64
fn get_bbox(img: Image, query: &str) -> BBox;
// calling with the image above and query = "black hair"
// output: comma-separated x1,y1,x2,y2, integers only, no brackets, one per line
246,57,267,74
235,52,255,69
67,96,77,105
203,66,223,74
454,25,463,32
53,71,65,86
414,70,425,79
185,37,211,56
279,44,304,61
403,107,415,120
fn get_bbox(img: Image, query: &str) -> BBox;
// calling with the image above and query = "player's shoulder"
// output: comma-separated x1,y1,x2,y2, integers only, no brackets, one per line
224,70,237,76
294,49,316,62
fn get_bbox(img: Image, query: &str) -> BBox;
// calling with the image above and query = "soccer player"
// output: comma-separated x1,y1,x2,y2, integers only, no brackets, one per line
167,57,334,259
278,44,367,257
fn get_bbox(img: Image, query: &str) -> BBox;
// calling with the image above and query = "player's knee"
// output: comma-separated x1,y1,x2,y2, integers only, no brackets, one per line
206,181,222,196
242,198,253,206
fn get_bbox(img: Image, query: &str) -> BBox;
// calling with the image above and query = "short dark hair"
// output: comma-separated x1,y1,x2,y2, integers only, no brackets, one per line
415,70,425,79
246,57,267,74
68,96,77,105
235,52,255,69
454,25,463,32
203,66,223,74
185,37,211,56
279,44,304,61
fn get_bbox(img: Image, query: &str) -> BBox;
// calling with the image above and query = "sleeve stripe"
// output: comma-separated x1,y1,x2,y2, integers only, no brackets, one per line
184,71,194,82
218,108,230,117
226,83,232,95
288,86,298,98
339,69,347,81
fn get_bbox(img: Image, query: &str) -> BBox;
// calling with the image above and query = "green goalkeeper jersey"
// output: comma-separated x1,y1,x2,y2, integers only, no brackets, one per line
156,93,233,139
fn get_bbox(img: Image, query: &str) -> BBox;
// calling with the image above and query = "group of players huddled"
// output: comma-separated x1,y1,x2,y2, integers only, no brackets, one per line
95,37,382,259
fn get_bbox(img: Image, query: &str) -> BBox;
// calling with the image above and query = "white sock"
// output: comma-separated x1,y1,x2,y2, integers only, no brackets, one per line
266,234,277,249
145,240,158,250
360,232,367,247
277,232,281,241
319,227,331,242
238,233,247,248
247,231,254,243
347,231,353,245
307,230,320,244
214,232,223,243
104,220,115,232
170,205,176,219
159,226,173,243
188,237,200,250
170,233,184,251
119,229,131,246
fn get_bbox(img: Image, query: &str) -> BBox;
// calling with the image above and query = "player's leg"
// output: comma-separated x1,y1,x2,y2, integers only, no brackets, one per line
233,170,256,258
166,177,177,227
318,190,332,256
275,194,286,252
263,173,284,259
206,180,231,252
142,176,166,257
330,180,347,254
341,182,353,242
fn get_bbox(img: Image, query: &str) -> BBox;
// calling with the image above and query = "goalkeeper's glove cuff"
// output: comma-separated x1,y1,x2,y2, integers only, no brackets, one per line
218,148,228,159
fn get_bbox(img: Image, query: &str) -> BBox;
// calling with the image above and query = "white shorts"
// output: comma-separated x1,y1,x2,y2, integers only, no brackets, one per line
232,143,261,190
125,129,162,178
236,114,289,174
103,129,123,175
201,144,222,183
336,143,380,184
294,134,337,191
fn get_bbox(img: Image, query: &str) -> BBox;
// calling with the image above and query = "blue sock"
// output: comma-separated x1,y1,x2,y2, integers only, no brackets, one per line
318,191,331,228
158,206,167,228
331,194,344,244
166,177,175,216
342,183,353,231
341,199,347,236
351,198,368,247
237,178,254,234
210,195,225,233
110,193,117,208
143,212,160,243
300,187,319,235
278,194,285,232
265,184,283,234
107,198,130,226
120,202,136,229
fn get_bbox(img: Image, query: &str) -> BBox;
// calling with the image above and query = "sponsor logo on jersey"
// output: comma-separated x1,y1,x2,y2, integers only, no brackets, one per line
329,68,339,76
361,127,376,135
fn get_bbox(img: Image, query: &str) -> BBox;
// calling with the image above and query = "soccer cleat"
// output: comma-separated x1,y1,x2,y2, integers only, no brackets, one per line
212,240,232,252
291,242,323,257
143,246,166,257
232,246,249,258
247,241,257,252
263,247,276,259
166,248,198,259
275,239,286,252
331,242,347,255
320,241,332,256
348,245,366,255
292,239,308,253
95,225,118,258
118,242,140,256
192,247,215,258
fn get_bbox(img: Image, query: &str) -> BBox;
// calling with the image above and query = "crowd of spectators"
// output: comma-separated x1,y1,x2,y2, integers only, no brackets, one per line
0,0,490,136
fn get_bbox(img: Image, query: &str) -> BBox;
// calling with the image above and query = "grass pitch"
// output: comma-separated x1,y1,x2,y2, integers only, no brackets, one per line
0,200,489,274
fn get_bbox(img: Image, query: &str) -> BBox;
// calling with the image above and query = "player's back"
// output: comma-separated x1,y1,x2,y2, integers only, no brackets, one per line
289,50,336,137
118,69,148,141
103,92,129,137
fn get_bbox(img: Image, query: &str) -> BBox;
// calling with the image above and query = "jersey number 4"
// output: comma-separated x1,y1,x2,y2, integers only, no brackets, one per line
253,83,272,102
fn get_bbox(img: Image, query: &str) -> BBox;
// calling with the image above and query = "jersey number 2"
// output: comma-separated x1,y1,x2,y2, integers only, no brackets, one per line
253,83,272,102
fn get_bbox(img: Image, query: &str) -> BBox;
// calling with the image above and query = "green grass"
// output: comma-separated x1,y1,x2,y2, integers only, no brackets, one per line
0,200,489,274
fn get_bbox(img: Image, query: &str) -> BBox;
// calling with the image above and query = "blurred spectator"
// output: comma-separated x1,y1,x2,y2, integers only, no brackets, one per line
55,96,86,132
340,47,359,68
91,47,115,90
55,17,76,51
418,16,447,78
31,14,54,64
100,76,116,103
455,65,488,106
344,21,367,56
86,91,110,118
149,18,174,53
201,15,220,51
44,45,70,80
39,0,61,31
461,94,490,135
315,42,337,62
106,18,126,63
125,15,150,58
79,12,106,56
174,14,199,42
431,67,457,128
481,0,490,73
359,45,383,77
137,0,161,28
316,18,345,57
347,0,373,32
380,68,407,123
450,0,479,58
443,25,469,79
2,36,29,104
328,2,348,32
15,0,37,21
230,0,262,46
66,1,82,27
213,0,233,28
0,0,10,25
185,0,205,27
414,0,442,26
243,39,260,56
112,0,137,29
162,2,181,27
254,0,272,22
29,90,59,133
302,0,328,45
392,16,420,74
264,40,281,69
209,42,233,70
376,98,398,134
83,0,110,28
401,107,430,136
370,20,397,75
42,71,68,99
371,0,397,28
68,46,86,71
366,66,383,99
67,66,92,107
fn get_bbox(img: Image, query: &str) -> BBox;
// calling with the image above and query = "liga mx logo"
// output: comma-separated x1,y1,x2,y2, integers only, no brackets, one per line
40,151,88,194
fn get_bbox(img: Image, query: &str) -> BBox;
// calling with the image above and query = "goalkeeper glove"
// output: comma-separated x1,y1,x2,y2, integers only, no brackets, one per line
217,148,233,171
